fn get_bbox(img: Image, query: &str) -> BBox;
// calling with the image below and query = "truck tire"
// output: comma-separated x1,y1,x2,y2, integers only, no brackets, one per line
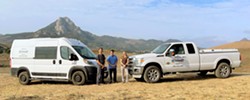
215,63,231,78
198,71,208,76
18,71,30,85
143,66,161,83
72,71,86,85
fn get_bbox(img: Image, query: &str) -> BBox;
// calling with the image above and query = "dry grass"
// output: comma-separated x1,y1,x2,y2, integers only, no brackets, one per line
1,68,250,100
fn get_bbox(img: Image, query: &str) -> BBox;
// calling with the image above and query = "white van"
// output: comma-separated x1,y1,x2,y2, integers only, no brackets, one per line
10,38,98,85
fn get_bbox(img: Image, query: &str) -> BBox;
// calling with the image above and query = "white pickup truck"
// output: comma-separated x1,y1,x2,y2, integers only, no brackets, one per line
129,42,241,83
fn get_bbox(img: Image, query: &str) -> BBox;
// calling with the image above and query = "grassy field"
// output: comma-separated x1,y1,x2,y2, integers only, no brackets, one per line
1,48,250,100
1,68,250,100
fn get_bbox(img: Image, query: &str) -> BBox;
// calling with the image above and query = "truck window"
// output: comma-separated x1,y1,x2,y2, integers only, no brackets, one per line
186,43,195,54
167,44,185,56
60,46,74,60
35,47,57,59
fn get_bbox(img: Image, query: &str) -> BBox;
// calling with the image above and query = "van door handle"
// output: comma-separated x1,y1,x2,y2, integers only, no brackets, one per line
53,60,56,64
59,60,62,64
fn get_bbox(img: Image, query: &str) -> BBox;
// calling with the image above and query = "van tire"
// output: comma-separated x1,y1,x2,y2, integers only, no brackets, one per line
215,63,231,78
143,66,161,83
18,71,30,85
72,71,86,85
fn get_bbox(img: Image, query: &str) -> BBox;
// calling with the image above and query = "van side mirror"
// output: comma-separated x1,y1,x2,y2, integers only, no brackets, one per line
69,53,79,61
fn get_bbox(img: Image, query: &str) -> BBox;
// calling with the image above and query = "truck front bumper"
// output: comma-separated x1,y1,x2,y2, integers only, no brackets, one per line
132,66,144,78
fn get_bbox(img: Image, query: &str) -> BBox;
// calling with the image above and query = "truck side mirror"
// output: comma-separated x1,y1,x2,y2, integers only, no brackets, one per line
69,53,79,61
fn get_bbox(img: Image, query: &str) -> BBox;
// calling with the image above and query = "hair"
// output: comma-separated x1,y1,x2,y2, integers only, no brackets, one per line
111,49,115,52
99,47,103,50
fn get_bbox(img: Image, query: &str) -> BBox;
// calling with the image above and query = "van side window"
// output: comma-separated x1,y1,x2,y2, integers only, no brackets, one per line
167,44,185,56
186,43,196,54
60,46,74,60
35,47,57,59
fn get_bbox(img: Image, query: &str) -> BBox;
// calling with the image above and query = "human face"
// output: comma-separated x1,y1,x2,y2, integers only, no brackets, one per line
110,51,114,55
98,48,103,54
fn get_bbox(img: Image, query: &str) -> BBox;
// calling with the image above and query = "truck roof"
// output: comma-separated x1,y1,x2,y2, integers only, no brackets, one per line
162,42,194,44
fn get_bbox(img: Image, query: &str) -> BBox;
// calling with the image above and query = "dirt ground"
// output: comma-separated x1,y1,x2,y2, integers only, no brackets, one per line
1,67,250,100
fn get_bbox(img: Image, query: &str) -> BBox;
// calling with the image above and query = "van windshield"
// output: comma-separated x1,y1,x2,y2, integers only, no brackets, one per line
152,44,170,54
73,46,96,59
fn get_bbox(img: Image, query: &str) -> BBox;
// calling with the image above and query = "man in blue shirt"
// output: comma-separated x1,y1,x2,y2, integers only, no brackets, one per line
107,49,118,83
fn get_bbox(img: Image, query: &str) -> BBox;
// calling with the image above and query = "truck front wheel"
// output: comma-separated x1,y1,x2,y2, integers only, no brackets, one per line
215,63,231,78
143,66,161,83
72,71,86,85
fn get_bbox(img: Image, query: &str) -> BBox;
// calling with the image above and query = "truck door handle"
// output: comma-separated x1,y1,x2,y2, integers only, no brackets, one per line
53,60,56,64
59,60,62,64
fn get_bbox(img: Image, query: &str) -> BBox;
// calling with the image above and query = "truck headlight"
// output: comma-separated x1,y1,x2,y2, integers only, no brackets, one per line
138,58,144,64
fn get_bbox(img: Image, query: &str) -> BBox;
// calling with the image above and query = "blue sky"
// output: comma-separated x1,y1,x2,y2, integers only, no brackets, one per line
0,0,250,48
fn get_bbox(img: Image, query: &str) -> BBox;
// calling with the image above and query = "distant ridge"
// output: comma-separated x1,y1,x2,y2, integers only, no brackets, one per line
213,40,250,49
0,17,181,52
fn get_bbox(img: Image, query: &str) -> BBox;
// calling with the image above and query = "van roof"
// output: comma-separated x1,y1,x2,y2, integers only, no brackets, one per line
13,37,87,47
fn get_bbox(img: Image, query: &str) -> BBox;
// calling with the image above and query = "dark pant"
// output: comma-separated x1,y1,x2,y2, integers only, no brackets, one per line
97,67,105,84
109,68,117,83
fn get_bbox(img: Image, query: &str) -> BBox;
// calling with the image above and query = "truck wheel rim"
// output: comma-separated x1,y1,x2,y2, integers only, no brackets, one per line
147,69,159,81
220,65,229,76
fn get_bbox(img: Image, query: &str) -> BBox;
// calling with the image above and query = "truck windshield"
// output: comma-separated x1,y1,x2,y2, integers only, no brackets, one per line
73,46,96,59
152,44,170,54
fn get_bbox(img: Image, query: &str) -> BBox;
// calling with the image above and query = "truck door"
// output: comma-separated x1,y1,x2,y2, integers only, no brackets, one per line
184,43,200,71
163,43,190,72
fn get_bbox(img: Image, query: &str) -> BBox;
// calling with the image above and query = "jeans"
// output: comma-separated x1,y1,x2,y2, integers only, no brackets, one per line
121,65,129,82
96,66,105,84
109,68,117,83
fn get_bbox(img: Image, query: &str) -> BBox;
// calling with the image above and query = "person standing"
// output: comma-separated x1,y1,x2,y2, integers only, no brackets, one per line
96,48,106,85
107,50,118,83
120,51,129,83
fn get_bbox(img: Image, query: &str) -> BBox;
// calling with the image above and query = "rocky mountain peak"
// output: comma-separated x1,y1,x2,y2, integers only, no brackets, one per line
240,38,249,41
34,17,82,37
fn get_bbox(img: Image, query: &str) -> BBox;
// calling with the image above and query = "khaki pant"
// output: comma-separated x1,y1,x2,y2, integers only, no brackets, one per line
121,65,129,83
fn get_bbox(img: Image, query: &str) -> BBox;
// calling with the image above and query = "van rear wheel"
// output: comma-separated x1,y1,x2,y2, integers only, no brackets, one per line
72,71,86,85
18,71,30,85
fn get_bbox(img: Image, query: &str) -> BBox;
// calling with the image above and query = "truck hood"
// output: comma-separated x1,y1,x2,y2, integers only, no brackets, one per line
131,53,161,59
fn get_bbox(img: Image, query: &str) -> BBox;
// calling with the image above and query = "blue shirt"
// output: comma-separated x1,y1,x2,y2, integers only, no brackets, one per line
107,55,118,69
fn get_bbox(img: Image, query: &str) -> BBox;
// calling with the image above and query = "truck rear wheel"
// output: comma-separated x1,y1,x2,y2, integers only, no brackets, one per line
18,71,30,85
72,71,86,85
143,66,161,83
215,63,231,78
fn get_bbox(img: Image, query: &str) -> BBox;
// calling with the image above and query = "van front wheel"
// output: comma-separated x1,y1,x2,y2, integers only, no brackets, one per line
72,71,86,85
18,71,30,85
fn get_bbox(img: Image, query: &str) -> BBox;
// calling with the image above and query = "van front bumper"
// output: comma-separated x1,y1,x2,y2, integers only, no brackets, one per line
85,66,97,81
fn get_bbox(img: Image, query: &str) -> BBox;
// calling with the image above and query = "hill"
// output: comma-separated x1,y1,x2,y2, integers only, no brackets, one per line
0,17,180,52
213,40,250,72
